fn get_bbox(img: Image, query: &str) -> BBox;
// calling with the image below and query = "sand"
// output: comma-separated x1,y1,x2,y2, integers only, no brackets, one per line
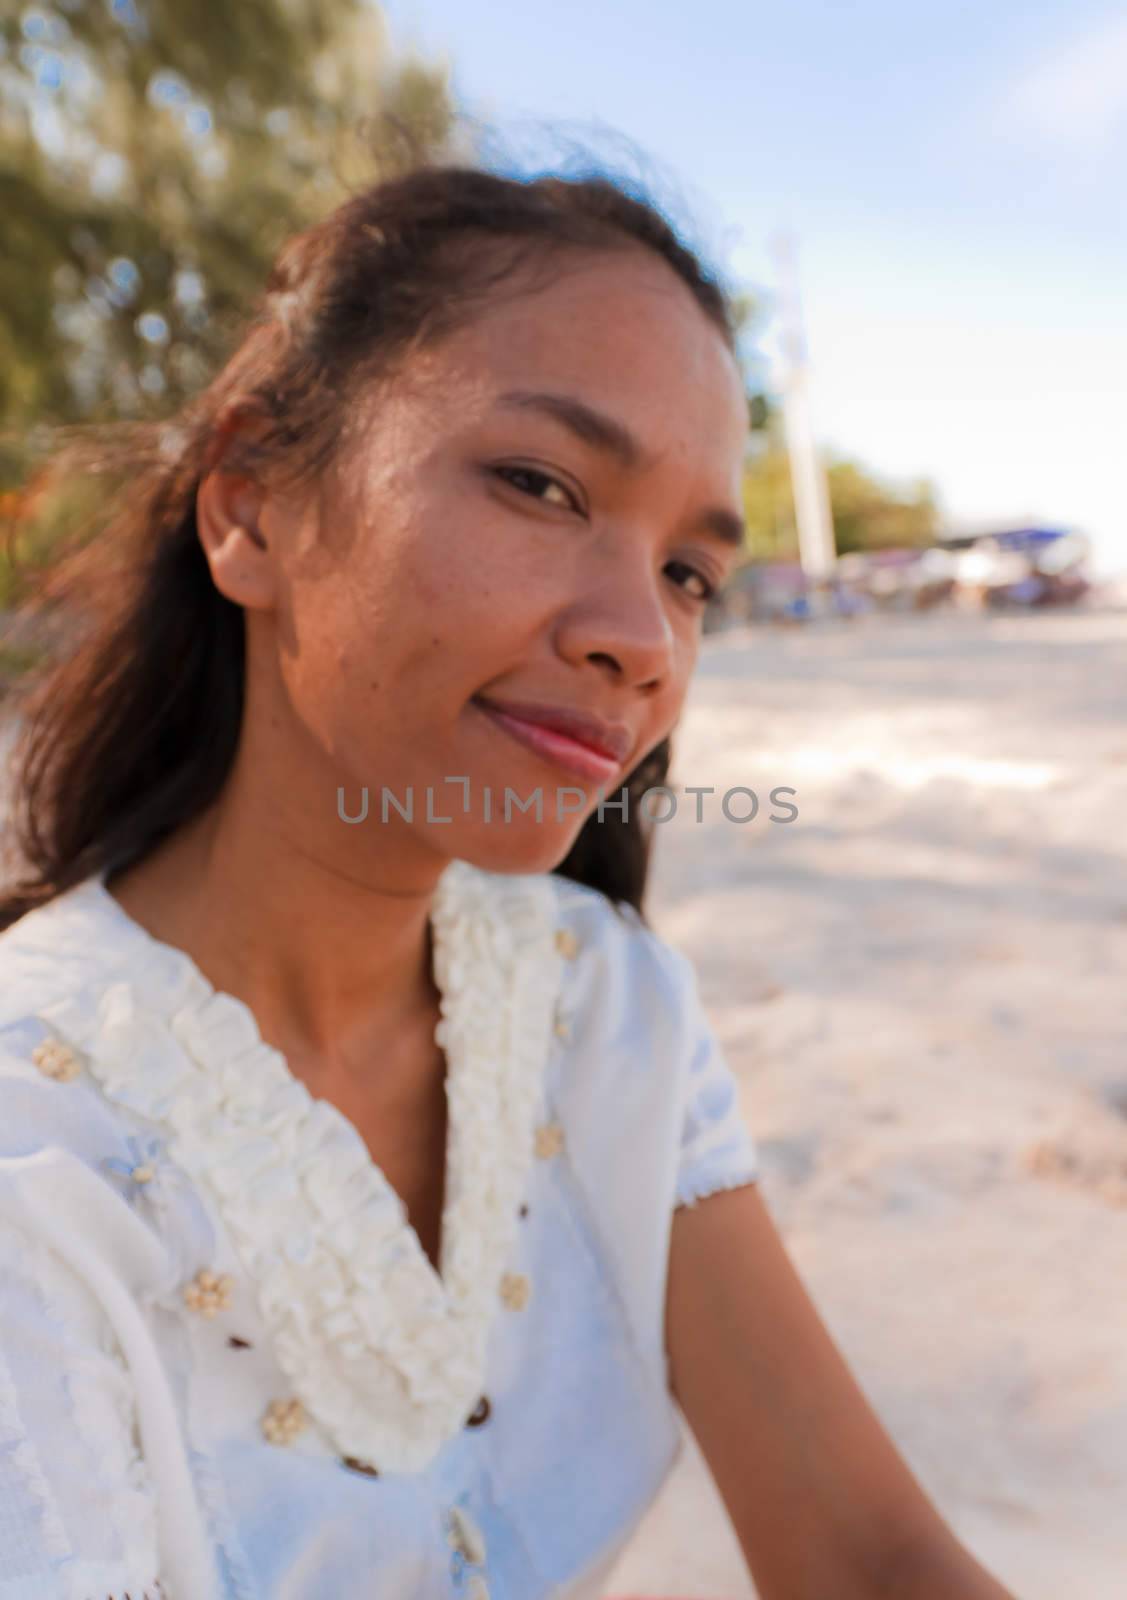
604,603,1127,1599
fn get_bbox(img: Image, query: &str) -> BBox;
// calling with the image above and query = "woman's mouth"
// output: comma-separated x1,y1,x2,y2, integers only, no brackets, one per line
470,699,625,785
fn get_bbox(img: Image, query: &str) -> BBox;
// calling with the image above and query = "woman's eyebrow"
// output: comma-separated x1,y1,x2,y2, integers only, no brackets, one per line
495,388,652,471
493,388,747,548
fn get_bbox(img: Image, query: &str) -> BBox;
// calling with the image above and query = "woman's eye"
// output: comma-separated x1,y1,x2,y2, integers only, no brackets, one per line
492,465,579,511
666,561,718,604
492,466,716,603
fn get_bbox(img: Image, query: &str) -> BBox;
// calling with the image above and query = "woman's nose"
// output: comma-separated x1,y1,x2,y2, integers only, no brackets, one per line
552,559,679,692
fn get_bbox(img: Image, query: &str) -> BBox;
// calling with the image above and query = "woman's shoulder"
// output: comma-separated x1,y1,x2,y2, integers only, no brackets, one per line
0,879,119,1093
0,874,138,1025
0,877,194,1190
543,865,759,1201
544,869,707,1067
0,879,132,1101
539,869,720,1158
536,869,759,1372
0,881,216,1312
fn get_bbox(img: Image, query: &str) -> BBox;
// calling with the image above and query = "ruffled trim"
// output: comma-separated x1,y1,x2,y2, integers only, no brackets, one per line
675,1158,760,1211
44,859,564,1475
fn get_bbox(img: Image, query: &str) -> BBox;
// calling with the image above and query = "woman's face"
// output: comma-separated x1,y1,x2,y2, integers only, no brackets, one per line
245,245,749,878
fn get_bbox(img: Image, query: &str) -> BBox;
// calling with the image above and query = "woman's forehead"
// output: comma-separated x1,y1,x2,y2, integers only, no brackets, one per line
457,251,731,372
409,257,747,459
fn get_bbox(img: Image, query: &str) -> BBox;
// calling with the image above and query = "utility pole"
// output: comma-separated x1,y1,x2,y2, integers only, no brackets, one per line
769,231,837,612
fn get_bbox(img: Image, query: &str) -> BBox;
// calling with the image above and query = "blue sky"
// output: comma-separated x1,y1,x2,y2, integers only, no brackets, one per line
383,0,1127,575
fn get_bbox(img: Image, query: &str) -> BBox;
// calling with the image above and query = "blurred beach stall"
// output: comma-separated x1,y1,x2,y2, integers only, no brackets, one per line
707,525,1095,630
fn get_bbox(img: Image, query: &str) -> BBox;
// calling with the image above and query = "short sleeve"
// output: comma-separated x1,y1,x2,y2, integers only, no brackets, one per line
0,1210,163,1600
668,949,760,1210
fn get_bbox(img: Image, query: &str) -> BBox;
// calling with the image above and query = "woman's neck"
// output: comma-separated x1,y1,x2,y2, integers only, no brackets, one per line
104,805,446,1097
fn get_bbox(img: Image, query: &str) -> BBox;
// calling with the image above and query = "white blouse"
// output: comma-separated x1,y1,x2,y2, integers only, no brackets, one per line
0,856,760,1600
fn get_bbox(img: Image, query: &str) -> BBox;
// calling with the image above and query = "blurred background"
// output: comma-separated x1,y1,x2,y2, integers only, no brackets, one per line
2,2,1125,1596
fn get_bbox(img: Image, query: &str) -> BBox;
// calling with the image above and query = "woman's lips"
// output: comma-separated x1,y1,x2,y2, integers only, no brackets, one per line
472,700,623,784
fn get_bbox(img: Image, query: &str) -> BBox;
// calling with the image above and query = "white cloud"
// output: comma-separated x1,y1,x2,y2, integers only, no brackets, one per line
994,12,1127,153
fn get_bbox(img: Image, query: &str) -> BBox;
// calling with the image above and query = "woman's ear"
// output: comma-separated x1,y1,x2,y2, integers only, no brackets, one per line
195,410,279,610
195,465,277,611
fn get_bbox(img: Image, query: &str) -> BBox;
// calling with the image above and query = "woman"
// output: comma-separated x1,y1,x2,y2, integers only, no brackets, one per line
0,163,1016,1599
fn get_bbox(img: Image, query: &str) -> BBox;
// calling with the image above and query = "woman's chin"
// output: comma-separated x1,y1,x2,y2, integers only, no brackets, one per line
442,817,587,878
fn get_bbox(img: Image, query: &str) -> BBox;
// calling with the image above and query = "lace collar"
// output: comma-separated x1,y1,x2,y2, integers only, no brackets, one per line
42,858,565,1474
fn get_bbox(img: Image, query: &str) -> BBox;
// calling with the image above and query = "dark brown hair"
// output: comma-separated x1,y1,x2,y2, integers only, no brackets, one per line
0,161,739,933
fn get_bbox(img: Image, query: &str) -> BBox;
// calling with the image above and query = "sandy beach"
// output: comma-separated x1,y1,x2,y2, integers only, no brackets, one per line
605,604,1127,1599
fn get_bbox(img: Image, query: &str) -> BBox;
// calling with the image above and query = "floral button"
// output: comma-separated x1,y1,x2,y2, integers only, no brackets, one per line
499,1271,530,1312
552,1012,571,1041
30,1036,82,1083
533,1121,565,1159
262,1397,308,1445
554,928,580,959
102,1135,165,1202
183,1268,234,1318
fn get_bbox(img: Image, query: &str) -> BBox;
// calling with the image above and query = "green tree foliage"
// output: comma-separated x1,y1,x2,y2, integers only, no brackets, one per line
825,457,939,555
740,430,940,563
0,0,453,481
741,438,799,562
